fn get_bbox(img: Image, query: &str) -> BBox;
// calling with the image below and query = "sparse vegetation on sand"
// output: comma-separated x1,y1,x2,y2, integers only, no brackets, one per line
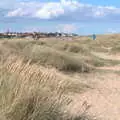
0,56,93,120
1,34,120,120
1,39,93,73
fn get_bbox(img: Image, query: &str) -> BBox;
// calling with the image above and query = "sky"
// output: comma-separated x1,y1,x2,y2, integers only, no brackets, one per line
0,0,120,35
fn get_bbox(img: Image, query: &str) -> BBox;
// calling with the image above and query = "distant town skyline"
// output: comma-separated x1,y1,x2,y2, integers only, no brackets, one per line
0,0,120,35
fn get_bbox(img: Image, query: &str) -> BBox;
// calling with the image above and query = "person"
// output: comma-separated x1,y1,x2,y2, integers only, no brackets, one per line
92,34,96,40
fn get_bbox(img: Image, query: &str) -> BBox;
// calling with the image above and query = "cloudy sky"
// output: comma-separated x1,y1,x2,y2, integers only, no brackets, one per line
0,0,120,35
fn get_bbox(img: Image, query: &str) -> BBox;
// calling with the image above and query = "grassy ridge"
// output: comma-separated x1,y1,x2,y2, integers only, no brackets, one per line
1,39,93,73
0,56,92,120
1,34,120,120
1,36,120,70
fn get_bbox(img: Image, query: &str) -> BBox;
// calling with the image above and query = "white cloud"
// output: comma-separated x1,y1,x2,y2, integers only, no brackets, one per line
57,24,77,33
7,1,43,17
34,3,64,19
4,0,120,21
107,28,117,33
22,23,78,33
7,8,24,17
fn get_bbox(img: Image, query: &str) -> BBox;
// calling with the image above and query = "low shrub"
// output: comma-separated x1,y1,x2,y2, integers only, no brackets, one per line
22,45,92,72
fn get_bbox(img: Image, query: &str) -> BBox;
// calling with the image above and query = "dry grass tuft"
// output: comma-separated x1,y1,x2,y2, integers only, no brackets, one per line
1,40,93,73
0,55,93,120
21,45,92,72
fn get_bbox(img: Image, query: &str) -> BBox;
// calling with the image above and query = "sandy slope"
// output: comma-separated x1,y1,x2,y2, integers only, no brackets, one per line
98,66,120,71
68,51,120,120
91,51,120,61
69,73,120,120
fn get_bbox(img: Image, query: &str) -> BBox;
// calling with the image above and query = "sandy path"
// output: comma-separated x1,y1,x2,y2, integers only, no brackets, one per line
91,52,120,61
69,75,120,120
92,51,120,71
98,66,120,71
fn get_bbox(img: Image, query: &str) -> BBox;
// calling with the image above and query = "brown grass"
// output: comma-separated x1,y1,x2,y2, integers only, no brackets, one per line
1,34,120,120
1,40,93,73
0,55,92,120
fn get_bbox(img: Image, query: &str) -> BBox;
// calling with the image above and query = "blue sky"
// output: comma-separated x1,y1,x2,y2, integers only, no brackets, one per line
0,0,120,35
